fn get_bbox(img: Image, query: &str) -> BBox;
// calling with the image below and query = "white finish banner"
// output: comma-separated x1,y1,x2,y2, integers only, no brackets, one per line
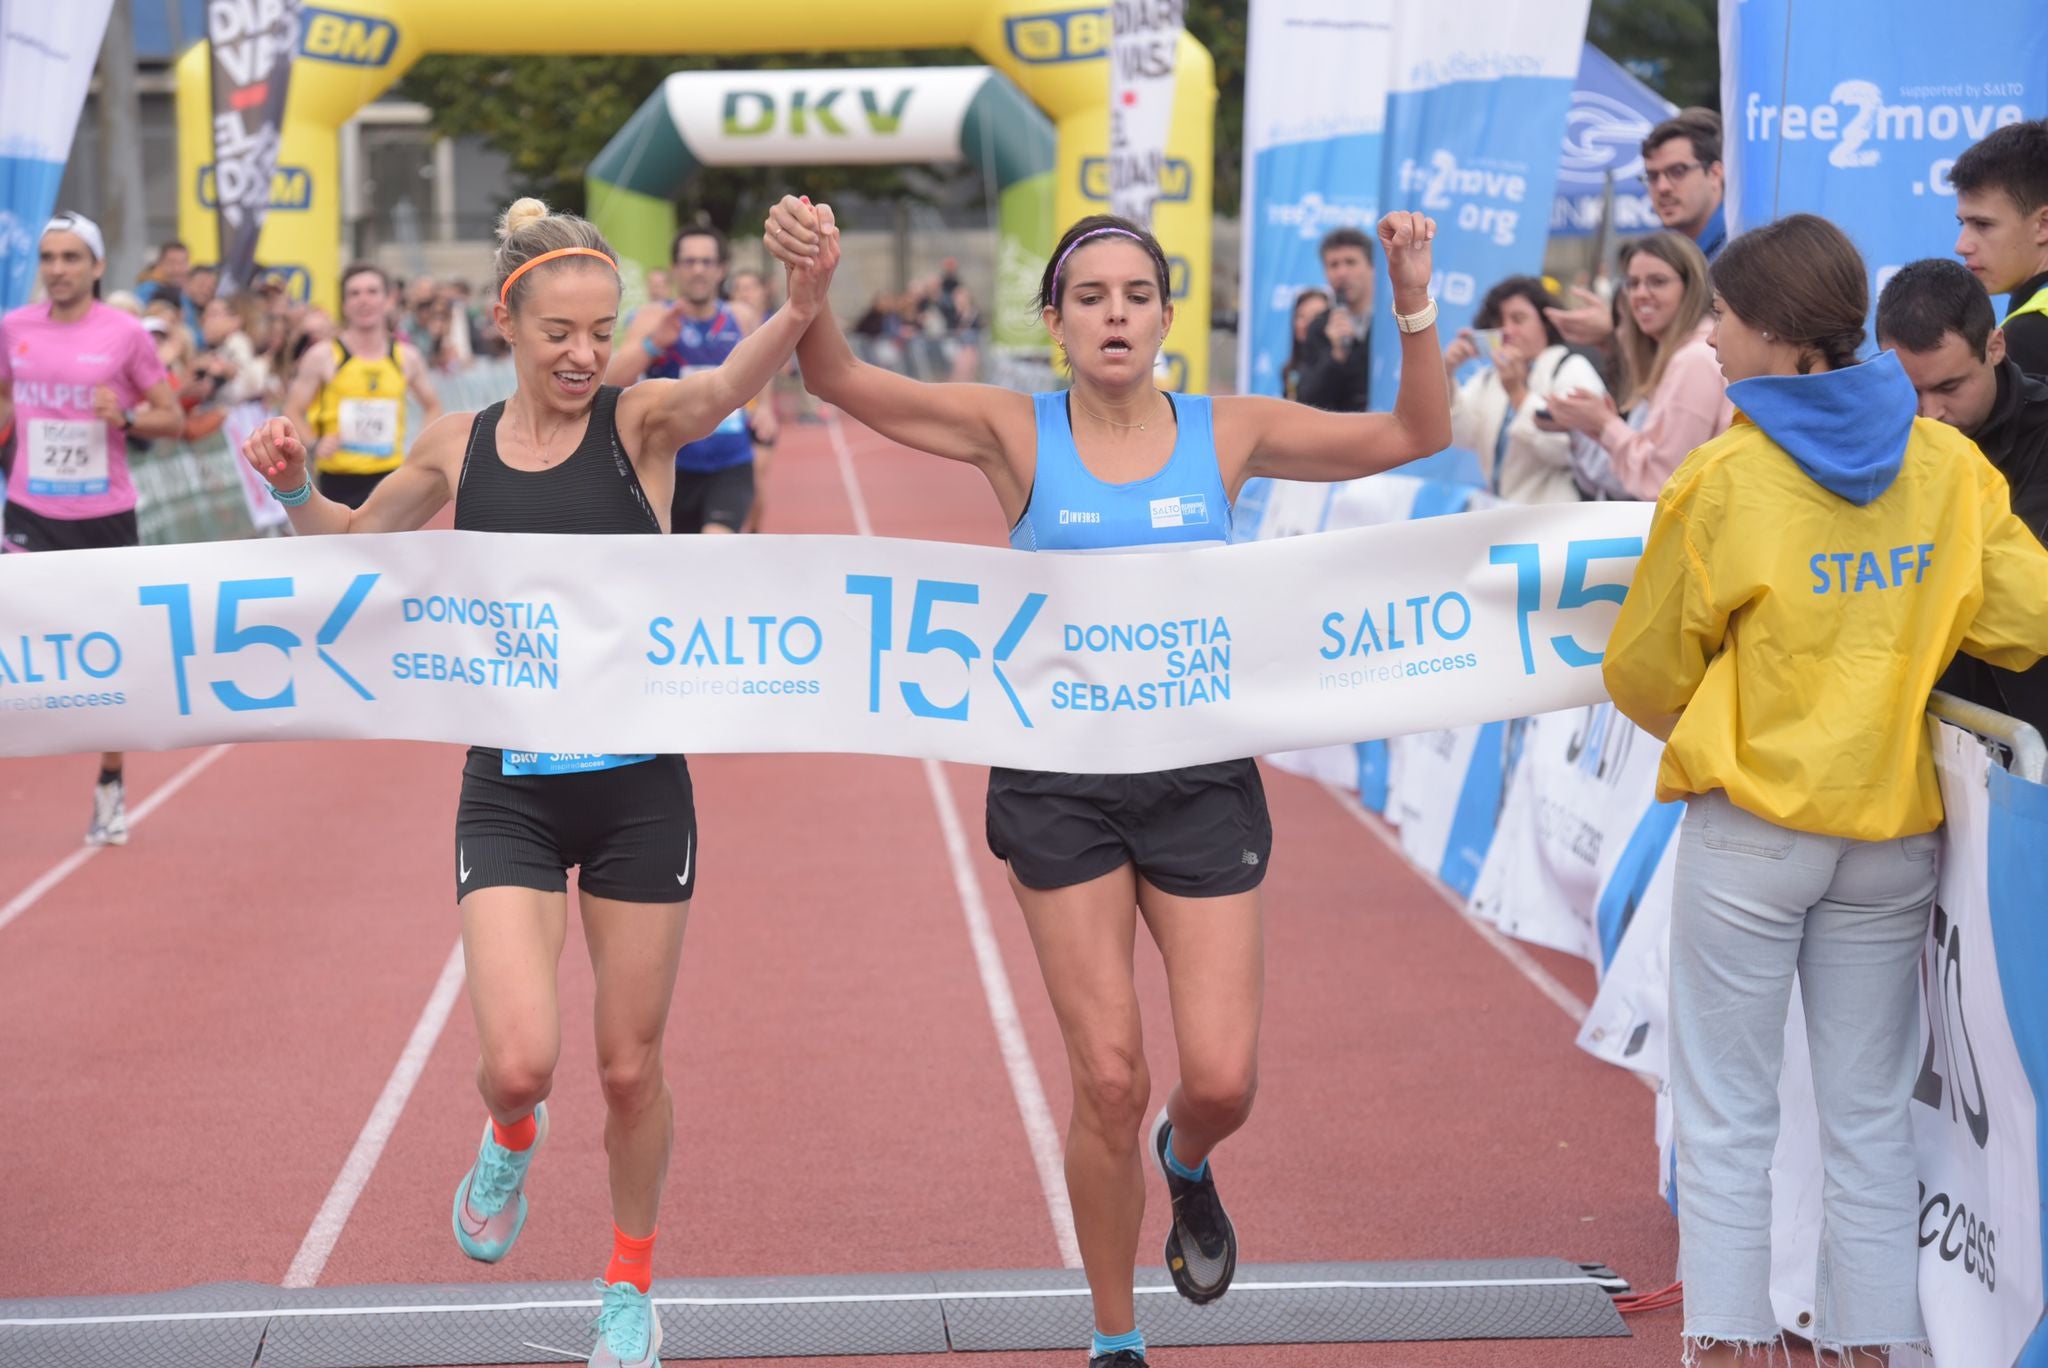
1108,0,1184,227
0,504,1652,764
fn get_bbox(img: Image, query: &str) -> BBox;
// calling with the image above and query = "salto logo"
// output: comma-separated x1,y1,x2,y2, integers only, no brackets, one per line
1913,900,1989,1149
721,87,915,138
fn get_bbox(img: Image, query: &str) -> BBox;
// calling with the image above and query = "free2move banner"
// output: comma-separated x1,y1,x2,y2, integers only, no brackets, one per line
1237,0,1393,400
0,505,1651,767
1721,0,2048,311
1369,0,1589,410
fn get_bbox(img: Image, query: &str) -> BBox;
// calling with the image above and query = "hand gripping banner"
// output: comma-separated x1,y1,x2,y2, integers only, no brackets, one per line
0,503,1652,766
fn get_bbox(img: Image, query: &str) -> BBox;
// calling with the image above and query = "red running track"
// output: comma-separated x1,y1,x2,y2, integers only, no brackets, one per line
0,413,1728,1366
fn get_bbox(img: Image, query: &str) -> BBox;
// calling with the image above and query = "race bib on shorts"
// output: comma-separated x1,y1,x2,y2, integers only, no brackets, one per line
26,419,110,497
338,398,400,456
680,364,749,436
500,751,655,776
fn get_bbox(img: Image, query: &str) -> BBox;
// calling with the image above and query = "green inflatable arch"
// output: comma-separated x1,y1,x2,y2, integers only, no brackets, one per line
588,66,1055,356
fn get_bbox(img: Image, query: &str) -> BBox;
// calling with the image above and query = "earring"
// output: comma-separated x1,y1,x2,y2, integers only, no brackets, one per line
1762,331,1772,340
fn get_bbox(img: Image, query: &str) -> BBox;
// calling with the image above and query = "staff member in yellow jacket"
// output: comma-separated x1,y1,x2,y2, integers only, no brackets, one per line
1603,214,2048,1366
286,262,443,507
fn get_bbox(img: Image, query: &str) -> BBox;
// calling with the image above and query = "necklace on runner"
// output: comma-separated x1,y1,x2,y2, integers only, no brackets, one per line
1074,394,1160,431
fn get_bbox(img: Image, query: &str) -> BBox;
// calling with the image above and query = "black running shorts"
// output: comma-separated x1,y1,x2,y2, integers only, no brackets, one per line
2,502,139,554
986,759,1272,896
671,462,755,533
454,750,697,904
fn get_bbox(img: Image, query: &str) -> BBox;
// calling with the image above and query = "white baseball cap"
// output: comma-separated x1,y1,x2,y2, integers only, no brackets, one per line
42,211,105,262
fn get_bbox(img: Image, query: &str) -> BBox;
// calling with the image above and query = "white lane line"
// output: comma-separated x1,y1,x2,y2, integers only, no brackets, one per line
283,936,468,1288
1322,783,1592,1024
823,409,876,538
827,407,1081,1269
0,744,233,936
921,757,1083,1269
1,1274,1603,1325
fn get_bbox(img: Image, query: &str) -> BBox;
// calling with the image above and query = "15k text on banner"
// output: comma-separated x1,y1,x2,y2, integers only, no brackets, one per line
0,504,1651,767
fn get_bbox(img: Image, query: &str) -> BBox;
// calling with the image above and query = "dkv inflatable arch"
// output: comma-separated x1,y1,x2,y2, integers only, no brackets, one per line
589,67,1055,362
174,2,1217,389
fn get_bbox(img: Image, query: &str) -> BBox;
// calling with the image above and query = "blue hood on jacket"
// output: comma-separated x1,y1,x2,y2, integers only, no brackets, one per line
1725,351,1917,506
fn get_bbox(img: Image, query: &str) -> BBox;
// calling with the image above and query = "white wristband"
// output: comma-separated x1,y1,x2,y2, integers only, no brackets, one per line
1393,298,1438,334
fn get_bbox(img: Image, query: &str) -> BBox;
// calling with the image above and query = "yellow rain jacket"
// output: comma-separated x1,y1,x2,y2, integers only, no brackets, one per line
1604,350,2048,840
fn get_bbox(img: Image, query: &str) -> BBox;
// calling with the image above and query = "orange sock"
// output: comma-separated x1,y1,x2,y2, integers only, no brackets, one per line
491,1113,537,1152
606,1225,657,1293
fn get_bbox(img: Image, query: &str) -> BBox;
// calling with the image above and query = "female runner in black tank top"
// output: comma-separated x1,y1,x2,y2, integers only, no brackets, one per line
241,197,835,1368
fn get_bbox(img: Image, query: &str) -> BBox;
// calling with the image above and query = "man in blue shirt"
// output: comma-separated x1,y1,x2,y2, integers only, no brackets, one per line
607,224,775,533
1548,109,1727,347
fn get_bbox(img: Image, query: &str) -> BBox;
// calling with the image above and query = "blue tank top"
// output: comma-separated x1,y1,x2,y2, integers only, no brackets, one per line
1010,391,1232,552
645,303,752,472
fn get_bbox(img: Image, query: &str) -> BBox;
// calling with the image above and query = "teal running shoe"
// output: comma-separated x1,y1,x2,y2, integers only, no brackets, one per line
589,1278,662,1367
450,1103,548,1262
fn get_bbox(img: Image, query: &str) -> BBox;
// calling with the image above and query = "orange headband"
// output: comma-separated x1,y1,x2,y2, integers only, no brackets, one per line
499,247,618,305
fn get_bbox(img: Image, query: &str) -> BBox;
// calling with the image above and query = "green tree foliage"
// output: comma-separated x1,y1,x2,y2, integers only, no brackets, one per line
1588,0,1720,112
1185,0,1248,210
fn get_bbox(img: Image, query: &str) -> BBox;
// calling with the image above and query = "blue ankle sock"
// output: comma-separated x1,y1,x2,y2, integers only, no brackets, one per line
1164,1128,1208,1182
1091,1327,1146,1359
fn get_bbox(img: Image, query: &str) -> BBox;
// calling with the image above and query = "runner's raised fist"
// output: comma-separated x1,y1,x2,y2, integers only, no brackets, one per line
241,415,307,491
784,202,840,320
1378,212,1437,298
765,194,821,267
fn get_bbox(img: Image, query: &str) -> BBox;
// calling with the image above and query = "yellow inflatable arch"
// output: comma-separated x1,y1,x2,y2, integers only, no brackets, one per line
175,3,1216,390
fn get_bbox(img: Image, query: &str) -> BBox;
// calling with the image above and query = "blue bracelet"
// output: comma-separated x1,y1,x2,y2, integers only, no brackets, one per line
272,476,314,506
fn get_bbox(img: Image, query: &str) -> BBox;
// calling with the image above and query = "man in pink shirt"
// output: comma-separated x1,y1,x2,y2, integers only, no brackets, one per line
0,213,182,846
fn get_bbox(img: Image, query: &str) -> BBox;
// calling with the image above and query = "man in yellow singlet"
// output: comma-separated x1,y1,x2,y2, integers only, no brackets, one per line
286,262,443,507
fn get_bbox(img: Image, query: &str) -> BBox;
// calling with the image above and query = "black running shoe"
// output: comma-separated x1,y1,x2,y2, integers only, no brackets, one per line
1089,1352,1148,1368
1150,1107,1237,1303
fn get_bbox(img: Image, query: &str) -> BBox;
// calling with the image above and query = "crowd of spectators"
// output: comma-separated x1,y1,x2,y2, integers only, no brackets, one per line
95,242,503,443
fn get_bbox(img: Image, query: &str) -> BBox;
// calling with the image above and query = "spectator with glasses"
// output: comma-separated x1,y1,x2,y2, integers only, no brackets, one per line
1549,109,1728,348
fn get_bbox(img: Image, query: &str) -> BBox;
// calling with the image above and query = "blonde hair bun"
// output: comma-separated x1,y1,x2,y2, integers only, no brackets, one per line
499,198,551,241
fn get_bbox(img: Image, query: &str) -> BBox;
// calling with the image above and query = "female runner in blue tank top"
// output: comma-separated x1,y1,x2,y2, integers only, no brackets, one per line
775,197,1450,1368
239,198,835,1368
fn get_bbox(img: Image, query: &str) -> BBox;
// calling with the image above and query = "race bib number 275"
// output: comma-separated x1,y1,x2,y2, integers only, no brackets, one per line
26,419,110,497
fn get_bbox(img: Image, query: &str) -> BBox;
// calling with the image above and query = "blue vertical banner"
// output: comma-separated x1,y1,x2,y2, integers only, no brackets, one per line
1721,0,2048,314
1237,0,1393,401
0,0,115,311
1369,0,1590,411
1551,44,1676,239
1988,766,2048,1365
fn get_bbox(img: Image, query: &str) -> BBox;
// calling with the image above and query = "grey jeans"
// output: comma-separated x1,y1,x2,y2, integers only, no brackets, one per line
1669,790,1936,1349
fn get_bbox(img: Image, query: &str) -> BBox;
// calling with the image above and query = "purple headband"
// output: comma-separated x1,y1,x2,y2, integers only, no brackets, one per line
1049,227,1147,300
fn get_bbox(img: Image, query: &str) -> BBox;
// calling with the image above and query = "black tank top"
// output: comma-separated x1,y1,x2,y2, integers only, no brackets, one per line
454,384,660,535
